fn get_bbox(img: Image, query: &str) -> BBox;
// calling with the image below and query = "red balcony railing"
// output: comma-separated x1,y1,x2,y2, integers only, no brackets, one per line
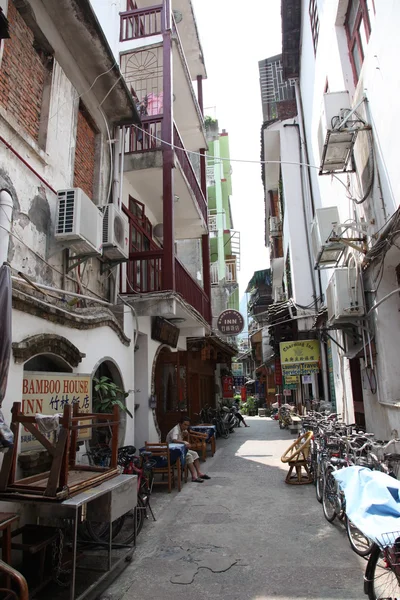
173,124,207,224
126,250,163,293
120,5,163,41
122,252,211,323
124,116,163,153
175,258,211,323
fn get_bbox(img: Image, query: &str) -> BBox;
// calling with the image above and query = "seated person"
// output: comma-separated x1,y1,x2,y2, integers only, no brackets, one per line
166,416,211,483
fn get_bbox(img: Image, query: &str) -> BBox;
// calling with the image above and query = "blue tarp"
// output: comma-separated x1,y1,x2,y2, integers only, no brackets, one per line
333,466,400,547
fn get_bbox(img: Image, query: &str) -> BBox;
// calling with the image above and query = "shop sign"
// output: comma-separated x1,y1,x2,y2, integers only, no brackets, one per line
283,389,292,396
274,358,283,385
21,372,92,451
280,340,320,365
232,362,244,376
222,376,234,398
285,375,299,385
234,376,245,387
217,309,245,335
282,364,320,376
151,317,179,348
302,375,312,384
267,388,276,394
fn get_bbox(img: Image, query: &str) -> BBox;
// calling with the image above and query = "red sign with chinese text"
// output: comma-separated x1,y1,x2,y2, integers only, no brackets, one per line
222,376,234,398
275,358,283,385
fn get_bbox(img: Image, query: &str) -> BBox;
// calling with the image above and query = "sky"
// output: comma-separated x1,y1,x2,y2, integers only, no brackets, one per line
192,0,282,296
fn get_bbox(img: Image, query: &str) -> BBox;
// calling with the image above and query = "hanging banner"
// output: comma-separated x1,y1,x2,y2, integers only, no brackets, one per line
222,376,234,398
274,358,283,385
21,372,92,451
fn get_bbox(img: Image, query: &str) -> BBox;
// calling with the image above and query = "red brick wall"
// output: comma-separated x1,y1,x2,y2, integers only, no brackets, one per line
0,2,47,142
73,107,97,200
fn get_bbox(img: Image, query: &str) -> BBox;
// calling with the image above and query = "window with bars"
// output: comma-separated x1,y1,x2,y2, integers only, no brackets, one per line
309,0,320,54
345,0,371,84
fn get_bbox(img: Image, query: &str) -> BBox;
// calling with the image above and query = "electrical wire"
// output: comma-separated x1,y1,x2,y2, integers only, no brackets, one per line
6,62,120,149
0,222,108,302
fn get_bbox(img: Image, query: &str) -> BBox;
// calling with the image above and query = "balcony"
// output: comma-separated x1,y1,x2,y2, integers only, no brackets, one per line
119,4,206,152
120,250,211,324
210,259,238,286
123,118,207,237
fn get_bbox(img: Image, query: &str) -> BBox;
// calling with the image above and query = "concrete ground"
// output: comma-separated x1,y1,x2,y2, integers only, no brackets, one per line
99,417,366,600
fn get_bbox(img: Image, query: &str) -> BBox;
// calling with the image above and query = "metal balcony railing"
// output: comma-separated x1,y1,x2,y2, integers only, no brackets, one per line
210,259,237,286
120,5,163,42
123,119,207,225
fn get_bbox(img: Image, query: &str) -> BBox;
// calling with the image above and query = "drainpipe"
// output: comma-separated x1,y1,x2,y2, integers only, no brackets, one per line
0,190,13,264
294,81,330,406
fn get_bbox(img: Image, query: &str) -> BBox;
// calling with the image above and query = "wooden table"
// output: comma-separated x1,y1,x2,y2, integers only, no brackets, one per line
0,512,19,565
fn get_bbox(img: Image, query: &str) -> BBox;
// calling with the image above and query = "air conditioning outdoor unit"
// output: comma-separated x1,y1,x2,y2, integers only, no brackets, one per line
318,91,357,175
102,204,129,260
326,267,365,326
269,216,281,237
55,188,102,256
311,206,345,269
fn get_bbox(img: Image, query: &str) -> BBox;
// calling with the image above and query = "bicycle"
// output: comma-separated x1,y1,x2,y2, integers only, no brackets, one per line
84,446,156,544
364,531,400,599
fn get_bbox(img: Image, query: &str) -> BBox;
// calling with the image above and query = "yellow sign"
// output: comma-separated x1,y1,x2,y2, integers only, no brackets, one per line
280,340,320,365
267,388,276,394
21,372,92,450
284,375,299,384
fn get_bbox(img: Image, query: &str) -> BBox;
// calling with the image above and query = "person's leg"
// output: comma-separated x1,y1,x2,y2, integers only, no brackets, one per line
187,451,203,481
238,413,249,427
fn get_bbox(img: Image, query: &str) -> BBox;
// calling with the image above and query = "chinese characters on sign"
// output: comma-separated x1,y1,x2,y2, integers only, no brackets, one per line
21,373,92,450
222,376,234,398
232,362,244,376
216,310,245,336
279,340,320,376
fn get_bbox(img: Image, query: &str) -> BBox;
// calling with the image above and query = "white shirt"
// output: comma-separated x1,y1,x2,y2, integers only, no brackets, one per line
166,423,182,444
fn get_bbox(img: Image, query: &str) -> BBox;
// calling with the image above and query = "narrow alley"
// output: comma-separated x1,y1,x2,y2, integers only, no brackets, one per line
101,419,365,600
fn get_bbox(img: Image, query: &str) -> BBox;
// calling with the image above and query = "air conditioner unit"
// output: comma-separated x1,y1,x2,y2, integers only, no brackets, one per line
269,216,281,237
326,267,365,326
311,206,345,269
318,91,357,175
102,204,129,260
55,188,102,256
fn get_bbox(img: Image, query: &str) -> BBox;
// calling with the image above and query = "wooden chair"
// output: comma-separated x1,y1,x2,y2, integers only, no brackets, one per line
281,432,313,485
188,431,207,462
145,442,176,493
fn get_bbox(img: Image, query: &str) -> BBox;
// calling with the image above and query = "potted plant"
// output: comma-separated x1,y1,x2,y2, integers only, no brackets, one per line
246,396,257,416
92,376,132,446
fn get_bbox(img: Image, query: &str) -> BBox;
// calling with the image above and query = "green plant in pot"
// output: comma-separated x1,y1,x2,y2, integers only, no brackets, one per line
92,376,132,445
246,396,257,416
93,376,133,417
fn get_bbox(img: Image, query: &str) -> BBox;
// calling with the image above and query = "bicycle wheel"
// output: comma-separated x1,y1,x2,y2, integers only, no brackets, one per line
365,544,400,600
315,465,323,503
221,422,230,439
86,515,125,543
345,515,374,556
322,466,337,523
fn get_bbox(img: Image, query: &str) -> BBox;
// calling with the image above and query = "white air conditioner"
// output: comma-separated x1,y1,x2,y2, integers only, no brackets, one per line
55,188,102,256
326,267,365,326
311,206,345,268
269,216,281,237
102,204,129,260
318,91,356,175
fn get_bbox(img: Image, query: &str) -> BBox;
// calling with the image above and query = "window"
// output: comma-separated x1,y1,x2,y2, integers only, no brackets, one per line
309,0,320,54
345,0,371,84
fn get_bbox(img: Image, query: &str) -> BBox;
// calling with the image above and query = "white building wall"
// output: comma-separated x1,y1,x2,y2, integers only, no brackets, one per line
296,0,400,435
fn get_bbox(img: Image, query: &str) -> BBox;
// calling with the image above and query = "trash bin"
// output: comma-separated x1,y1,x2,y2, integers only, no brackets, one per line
258,408,266,417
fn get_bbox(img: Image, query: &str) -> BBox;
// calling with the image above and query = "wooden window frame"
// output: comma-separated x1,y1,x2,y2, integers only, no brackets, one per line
309,0,320,55
345,0,372,85
123,196,157,252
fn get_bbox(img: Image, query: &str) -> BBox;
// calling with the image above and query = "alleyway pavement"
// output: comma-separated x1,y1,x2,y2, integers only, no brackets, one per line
100,417,365,600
